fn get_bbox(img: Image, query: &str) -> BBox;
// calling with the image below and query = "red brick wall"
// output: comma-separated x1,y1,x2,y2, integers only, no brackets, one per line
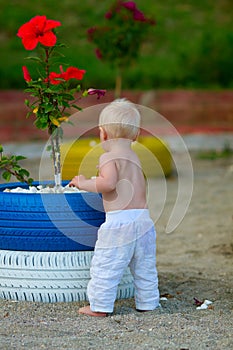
0,90,232,143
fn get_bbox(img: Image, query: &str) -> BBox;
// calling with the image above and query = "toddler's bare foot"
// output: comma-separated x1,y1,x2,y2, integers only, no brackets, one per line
78,305,107,317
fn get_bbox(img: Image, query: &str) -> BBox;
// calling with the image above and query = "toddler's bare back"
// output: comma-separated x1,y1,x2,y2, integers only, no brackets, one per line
100,148,147,212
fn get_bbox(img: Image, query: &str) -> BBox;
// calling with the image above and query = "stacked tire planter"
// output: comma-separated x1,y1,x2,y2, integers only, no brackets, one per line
0,181,134,302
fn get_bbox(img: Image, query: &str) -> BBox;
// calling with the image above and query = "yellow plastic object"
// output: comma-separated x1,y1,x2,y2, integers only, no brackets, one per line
133,137,172,178
61,136,172,180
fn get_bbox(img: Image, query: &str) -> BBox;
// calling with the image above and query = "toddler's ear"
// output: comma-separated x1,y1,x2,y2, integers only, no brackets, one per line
133,130,140,141
100,127,108,141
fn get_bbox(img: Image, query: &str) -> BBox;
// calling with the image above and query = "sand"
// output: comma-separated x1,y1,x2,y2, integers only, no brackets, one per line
0,151,232,349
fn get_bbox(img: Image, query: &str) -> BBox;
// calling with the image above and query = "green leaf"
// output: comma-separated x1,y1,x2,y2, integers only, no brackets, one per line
13,166,21,171
45,85,62,93
61,93,74,101
19,169,30,177
75,84,81,91
24,99,30,107
15,155,27,161
25,56,43,63
43,104,56,113
27,178,34,185
26,111,32,119
72,105,82,111
61,101,70,108
2,171,11,182
0,158,10,166
24,86,41,92
82,90,88,97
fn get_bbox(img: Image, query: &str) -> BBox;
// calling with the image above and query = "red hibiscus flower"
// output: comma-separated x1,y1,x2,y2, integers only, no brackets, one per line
45,71,63,85
63,67,86,81
46,66,86,85
17,15,61,50
22,66,32,82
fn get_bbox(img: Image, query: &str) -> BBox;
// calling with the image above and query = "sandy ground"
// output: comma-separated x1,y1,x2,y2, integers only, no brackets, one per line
0,150,232,349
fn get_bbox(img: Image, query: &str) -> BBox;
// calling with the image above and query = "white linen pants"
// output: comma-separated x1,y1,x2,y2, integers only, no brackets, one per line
87,209,160,313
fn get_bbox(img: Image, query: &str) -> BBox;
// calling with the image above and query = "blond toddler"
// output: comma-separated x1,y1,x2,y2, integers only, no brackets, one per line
69,99,159,316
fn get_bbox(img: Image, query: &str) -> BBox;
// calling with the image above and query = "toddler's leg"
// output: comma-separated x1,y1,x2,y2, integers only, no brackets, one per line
129,228,160,311
86,245,133,314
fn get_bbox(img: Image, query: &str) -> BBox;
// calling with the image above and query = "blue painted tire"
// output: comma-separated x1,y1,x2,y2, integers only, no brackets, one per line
0,181,105,252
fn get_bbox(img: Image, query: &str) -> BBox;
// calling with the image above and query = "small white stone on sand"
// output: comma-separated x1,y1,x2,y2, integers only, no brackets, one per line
196,299,213,310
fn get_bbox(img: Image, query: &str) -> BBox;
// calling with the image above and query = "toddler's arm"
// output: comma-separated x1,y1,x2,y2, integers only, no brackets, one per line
69,155,117,193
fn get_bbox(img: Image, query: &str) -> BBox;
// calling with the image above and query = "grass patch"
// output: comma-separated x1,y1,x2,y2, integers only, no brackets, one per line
197,142,233,160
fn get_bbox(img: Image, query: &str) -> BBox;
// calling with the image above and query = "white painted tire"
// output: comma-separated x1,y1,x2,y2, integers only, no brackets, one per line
0,250,134,303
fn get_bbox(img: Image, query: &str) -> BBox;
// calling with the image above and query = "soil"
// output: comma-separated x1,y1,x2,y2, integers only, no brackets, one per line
0,151,232,349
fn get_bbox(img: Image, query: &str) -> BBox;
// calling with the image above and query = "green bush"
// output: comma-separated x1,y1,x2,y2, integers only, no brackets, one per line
0,0,232,90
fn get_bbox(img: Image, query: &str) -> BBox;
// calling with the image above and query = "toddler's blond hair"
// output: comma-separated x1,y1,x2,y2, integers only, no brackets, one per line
99,99,140,140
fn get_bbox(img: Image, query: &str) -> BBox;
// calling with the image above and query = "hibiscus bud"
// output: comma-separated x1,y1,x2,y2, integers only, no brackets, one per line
22,66,32,82
87,88,106,99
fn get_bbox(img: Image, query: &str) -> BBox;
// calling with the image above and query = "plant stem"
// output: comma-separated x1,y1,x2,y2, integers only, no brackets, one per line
50,131,62,190
55,130,61,188
115,68,122,98
45,47,62,190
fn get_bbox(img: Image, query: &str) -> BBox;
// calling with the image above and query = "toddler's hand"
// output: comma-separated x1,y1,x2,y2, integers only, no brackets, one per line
69,175,86,189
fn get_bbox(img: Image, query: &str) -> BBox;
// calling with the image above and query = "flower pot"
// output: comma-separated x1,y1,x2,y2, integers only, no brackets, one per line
0,181,105,252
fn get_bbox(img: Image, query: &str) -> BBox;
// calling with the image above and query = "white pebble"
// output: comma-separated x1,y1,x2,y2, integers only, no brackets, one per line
28,186,37,193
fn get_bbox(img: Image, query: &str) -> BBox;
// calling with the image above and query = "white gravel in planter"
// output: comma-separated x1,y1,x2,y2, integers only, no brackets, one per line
3,184,86,194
